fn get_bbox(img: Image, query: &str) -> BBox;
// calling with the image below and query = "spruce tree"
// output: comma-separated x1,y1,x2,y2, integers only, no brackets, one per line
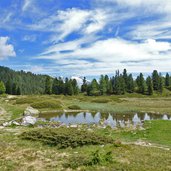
5,80,12,94
107,79,113,94
127,74,134,93
158,75,164,94
16,87,21,95
146,76,153,95
12,83,17,95
72,79,79,95
165,73,170,87
99,75,107,95
136,73,145,94
81,77,88,93
88,79,100,96
0,81,6,94
113,71,125,95
52,78,59,95
45,76,52,94
152,70,159,90
123,69,128,91
67,80,74,96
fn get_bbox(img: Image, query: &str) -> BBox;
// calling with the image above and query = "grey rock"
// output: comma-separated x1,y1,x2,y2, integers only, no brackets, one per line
2,121,12,127
12,121,20,126
22,116,37,126
24,106,40,116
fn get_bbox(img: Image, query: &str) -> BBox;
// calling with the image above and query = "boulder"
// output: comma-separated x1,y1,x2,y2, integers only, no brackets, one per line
2,121,12,127
22,116,37,126
24,106,40,116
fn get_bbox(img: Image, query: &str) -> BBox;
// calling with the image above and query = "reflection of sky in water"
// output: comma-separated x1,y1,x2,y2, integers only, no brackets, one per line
40,112,170,128
144,113,150,120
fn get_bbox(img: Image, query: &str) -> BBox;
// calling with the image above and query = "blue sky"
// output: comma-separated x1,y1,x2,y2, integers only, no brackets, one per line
0,0,171,77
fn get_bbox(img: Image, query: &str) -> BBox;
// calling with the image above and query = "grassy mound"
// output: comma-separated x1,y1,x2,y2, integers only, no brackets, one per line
31,100,62,109
91,99,111,103
15,97,39,104
20,128,114,149
68,105,81,110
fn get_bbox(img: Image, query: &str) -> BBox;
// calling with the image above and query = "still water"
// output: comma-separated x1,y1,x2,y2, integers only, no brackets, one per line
39,112,171,128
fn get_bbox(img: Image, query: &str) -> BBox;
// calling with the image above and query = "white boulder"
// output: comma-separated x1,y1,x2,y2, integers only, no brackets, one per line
24,106,40,116
3,121,12,127
22,116,37,126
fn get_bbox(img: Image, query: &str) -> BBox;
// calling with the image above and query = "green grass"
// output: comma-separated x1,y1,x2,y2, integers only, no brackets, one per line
0,121,171,170
0,94,171,170
96,120,171,147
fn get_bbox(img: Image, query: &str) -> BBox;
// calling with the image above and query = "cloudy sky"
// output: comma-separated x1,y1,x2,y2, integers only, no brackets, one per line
0,0,171,77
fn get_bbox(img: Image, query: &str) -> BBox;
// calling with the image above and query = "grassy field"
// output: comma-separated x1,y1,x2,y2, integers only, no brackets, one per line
0,121,171,171
1,93,171,121
0,94,171,170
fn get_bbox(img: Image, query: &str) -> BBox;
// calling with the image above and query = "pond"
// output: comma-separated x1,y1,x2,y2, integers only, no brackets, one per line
39,112,171,128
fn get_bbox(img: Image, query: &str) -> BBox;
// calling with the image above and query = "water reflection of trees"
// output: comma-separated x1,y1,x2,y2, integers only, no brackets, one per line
40,112,170,125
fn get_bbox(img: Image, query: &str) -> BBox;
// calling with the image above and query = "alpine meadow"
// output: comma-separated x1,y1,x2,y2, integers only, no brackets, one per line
0,0,171,171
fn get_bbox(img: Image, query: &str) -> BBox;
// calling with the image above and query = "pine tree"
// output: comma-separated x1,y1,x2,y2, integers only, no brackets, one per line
123,69,128,91
67,80,74,96
52,78,59,95
136,73,145,94
88,79,100,96
81,77,88,93
99,75,107,95
127,74,134,93
107,79,113,94
0,81,6,94
12,83,17,95
158,75,164,94
72,79,79,95
16,87,21,95
113,71,125,95
146,76,153,95
165,73,170,87
45,76,52,94
5,80,12,94
152,70,159,90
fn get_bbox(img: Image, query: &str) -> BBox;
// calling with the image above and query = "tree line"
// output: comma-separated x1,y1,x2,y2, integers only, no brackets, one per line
81,69,171,96
0,66,171,96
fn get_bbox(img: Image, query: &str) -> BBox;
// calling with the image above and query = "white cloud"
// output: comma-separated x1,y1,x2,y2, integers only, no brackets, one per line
97,0,171,14
126,19,171,40
36,37,171,75
0,37,16,60
28,8,112,42
22,0,32,11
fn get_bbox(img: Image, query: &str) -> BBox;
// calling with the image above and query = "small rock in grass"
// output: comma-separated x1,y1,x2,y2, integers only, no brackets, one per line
12,121,20,126
2,121,12,127
70,124,77,128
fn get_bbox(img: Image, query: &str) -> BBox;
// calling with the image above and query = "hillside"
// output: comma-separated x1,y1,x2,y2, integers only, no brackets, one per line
0,66,47,95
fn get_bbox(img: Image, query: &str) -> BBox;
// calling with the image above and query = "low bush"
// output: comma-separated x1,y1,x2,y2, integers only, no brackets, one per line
20,128,113,149
31,100,62,109
68,105,81,110
16,97,39,104
64,150,113,169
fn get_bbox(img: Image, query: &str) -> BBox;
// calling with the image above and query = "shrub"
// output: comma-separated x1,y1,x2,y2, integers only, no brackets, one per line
91,99,111,103
20,128,113,149
68,105,81,110
16,97,39,104
64,150,113,169
31,100,62,109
